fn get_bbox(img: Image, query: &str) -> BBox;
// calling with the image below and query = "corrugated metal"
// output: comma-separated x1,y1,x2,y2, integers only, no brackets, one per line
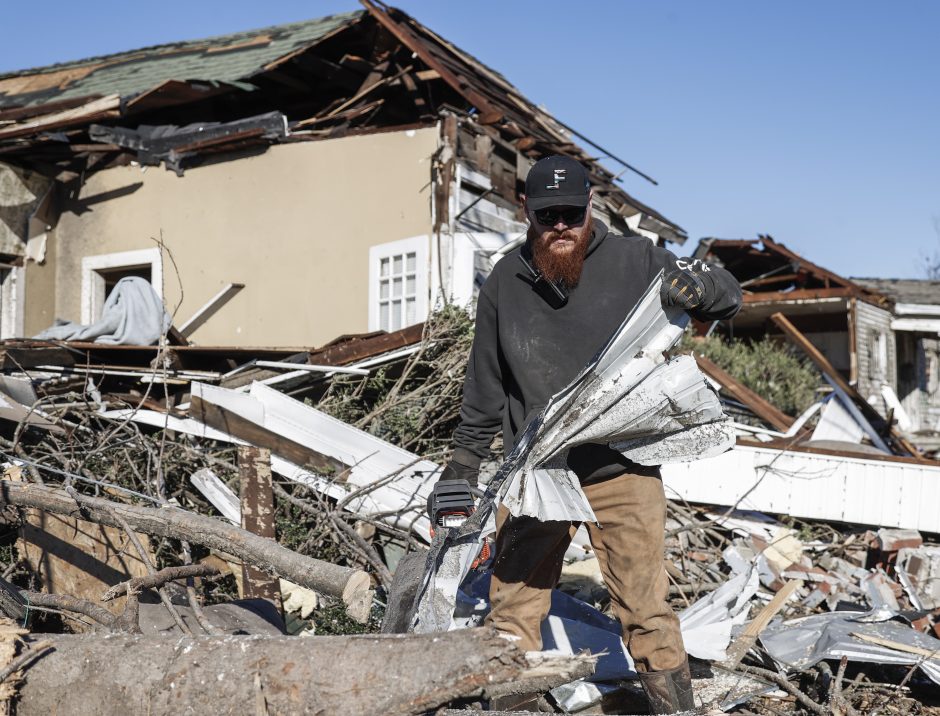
662,445,940,532
854,300,896,416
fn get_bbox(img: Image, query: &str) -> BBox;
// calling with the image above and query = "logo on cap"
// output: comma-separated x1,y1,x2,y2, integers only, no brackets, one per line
546,169,566,190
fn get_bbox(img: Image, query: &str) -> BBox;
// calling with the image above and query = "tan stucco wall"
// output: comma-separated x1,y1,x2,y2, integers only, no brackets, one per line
35,127,438,345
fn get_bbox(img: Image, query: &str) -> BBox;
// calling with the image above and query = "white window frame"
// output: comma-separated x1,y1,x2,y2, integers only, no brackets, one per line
0,265,25,339
81,248,163,324
368,236,428,332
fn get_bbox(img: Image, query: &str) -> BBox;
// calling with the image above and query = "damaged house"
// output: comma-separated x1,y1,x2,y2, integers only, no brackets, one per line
0,1,683,348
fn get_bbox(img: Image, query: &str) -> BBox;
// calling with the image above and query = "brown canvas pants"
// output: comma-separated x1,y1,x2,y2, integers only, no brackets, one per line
484,469,686,673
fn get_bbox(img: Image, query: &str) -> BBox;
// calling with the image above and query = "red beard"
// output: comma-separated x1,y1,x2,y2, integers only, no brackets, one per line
530,218,593,288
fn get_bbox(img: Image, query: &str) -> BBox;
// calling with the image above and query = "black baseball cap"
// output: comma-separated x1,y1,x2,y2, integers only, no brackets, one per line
524,155,591,210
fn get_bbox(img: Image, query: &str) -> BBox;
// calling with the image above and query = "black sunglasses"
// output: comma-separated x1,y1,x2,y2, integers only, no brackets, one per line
533,206,587,226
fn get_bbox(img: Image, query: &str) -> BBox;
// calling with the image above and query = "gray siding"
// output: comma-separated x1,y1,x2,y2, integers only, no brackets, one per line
855,300,897,417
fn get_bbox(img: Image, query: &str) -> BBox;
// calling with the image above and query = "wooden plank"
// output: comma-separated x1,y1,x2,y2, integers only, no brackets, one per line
743,287,853,304
190,396,349,478
238,447,282,610
309,322,424,365
849,632,940,661
0,94,103,122
0,95,120,141
0,344,74,370
178,283,245,338
694,354,793,432
722,579,803,668
770,312,928,461
737,437,932,466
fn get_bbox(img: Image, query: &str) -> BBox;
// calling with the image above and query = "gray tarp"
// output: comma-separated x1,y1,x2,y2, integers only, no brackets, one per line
35,276,170,346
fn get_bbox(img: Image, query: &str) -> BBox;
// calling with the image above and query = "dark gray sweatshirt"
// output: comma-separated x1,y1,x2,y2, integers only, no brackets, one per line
452,220,742,481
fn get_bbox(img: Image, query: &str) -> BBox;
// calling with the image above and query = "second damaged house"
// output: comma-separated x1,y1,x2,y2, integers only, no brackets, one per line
0,2,683,348
665,235,940,533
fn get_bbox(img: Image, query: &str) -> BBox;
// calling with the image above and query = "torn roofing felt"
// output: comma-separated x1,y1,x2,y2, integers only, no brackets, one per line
0,2,685,244
411,275,735,633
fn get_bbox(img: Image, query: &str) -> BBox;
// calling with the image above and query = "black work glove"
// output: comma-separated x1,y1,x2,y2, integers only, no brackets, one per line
660,258,714,311
438,447,481,488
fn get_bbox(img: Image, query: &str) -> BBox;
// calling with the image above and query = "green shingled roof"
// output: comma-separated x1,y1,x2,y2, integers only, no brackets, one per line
0,11,363,108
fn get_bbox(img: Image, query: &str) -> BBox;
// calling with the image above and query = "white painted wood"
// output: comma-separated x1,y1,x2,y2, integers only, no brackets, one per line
662,444,940,533
189,468,240,524
179,282,245,337
252,361,369,376
895,303,940,317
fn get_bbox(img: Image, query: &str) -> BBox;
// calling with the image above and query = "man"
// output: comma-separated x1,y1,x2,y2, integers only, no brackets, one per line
438,155,742,713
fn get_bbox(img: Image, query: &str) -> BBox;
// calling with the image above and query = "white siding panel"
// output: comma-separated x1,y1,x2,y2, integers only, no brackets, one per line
663,445,940,531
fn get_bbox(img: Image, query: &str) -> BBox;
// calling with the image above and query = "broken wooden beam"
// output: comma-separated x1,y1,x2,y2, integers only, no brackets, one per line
0,481,372,621
238,447,282,609
694,354,794,432
769,312,928,461
189,396,349,476
9,628,572,716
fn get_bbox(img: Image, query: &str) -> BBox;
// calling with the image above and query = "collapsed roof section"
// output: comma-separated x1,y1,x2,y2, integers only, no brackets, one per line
694,234,890,332
0,1,685,243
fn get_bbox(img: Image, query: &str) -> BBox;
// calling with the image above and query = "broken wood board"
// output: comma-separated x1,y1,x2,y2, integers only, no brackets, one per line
189,395,349,477
722,579,803,668
17,510,152,615
770,312,927,460
238,446,282,609
694,354,794,432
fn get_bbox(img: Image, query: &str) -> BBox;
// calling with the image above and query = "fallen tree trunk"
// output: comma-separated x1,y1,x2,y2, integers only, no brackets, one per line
12,629,565,716
0,481,372,621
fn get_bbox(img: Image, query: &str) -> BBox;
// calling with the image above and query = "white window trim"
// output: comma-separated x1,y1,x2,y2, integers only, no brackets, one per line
368,236,429,332
81,248,163,324
0,266,25,340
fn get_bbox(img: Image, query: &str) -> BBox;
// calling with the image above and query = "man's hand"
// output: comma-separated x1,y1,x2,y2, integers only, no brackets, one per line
661,258,711,311
438,458,480,488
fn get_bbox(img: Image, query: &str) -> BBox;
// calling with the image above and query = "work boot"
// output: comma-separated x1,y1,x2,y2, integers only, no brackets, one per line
636,659,695,714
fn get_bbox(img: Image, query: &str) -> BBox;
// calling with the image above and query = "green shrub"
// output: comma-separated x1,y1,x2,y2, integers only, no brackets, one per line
681,333,819,417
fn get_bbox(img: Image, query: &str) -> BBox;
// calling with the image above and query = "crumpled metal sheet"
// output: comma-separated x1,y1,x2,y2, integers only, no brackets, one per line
678,564,761,661
498,275,734,522
412,275,734,633
761,609,940,686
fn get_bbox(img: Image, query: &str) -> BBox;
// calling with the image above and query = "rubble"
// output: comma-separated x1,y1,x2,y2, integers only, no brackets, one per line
0,299,931,714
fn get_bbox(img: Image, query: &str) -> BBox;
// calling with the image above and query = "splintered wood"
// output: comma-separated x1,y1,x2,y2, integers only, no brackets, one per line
238,447,282,610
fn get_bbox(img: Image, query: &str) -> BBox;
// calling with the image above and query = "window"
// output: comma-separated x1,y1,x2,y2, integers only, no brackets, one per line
81,248,163,324
368,237,428,332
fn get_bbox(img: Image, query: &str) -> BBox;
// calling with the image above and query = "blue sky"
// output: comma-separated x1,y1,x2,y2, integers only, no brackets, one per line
2,1,938,278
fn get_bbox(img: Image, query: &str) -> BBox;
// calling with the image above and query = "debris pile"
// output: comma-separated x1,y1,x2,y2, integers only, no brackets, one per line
0,304,934,714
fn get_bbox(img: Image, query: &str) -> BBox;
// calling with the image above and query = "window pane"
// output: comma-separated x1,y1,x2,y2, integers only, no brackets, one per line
405,275,416,295
406,252,416,273
380,258,389,277
393,255,403,275
391,300,402,331
379,302,389,332
380,280,389,300
392,277,402,297
405,297,416,325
